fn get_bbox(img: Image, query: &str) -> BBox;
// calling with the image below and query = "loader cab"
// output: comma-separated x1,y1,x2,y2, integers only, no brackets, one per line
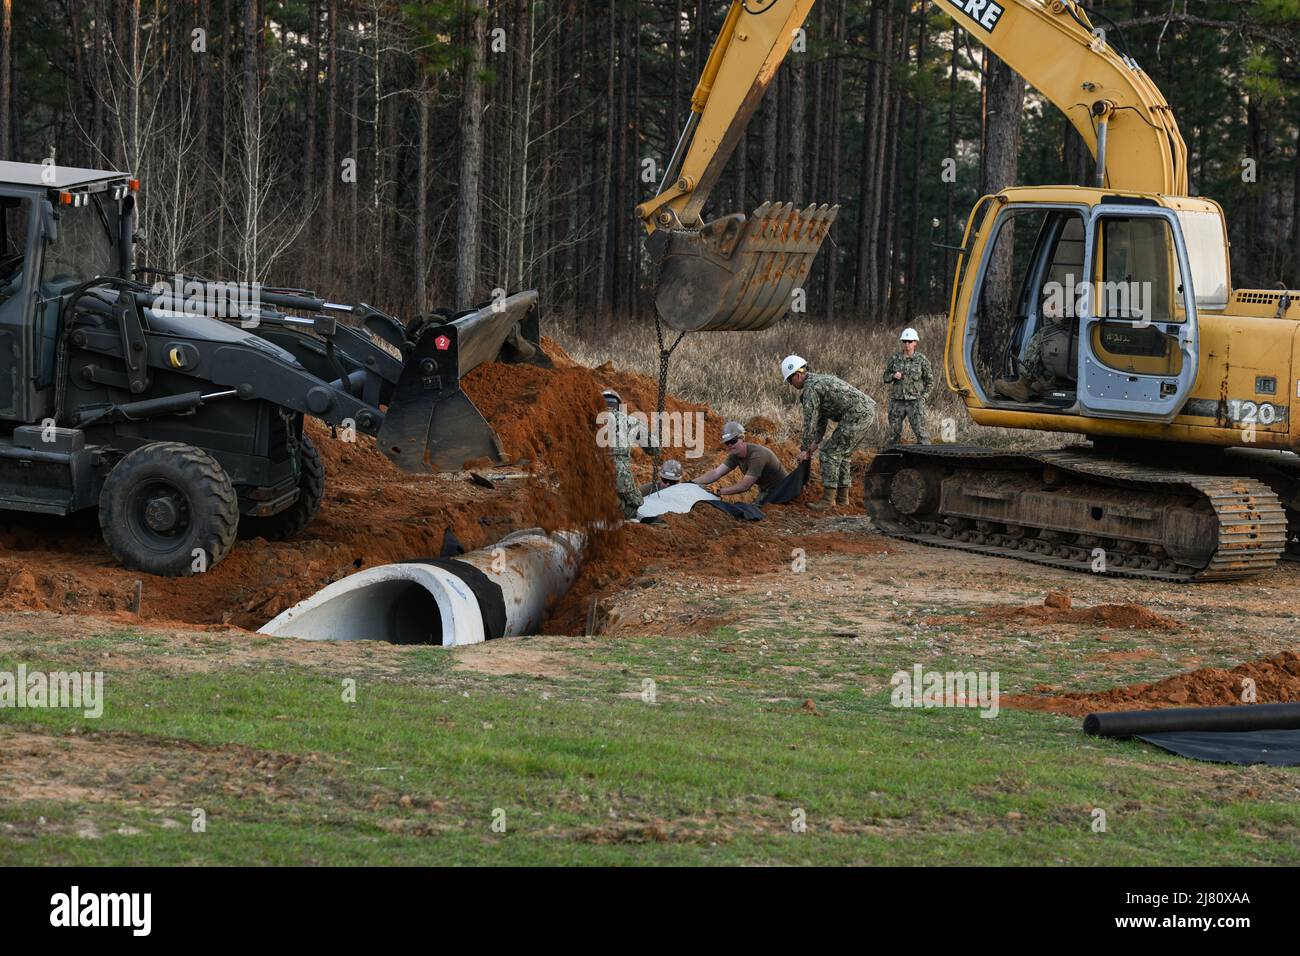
0,162,134,423
957,189,1200,424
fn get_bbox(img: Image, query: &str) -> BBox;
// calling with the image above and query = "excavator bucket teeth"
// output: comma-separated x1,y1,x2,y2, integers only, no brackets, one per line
652,202,839,332
379,290,541,473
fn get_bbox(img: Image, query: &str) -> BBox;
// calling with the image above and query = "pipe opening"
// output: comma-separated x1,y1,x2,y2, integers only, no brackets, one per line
269,578,451,645
385,581,445,645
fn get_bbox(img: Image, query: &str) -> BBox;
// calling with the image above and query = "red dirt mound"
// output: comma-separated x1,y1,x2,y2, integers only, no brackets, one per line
1005,650,1300,717
0,343,628,630
0,334,881,634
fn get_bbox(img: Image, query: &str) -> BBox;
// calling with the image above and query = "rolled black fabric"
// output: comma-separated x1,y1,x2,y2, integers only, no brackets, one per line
405,558,508,641
763,460,810,506
697,500,765,521
1083,702,1300,737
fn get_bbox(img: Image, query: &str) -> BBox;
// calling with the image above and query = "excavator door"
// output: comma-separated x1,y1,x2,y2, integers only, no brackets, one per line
1076,205,1199,422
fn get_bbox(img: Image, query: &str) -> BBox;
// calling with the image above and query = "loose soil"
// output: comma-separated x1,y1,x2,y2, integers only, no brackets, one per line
1006,650,1300,716
0,338,865,632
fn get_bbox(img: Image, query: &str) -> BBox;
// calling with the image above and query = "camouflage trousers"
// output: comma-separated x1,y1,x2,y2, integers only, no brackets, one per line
819,410,872,489
613,456,643,519
887,399,930,444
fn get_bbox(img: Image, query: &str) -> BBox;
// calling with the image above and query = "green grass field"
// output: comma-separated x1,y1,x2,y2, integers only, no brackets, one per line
3,618,1297,866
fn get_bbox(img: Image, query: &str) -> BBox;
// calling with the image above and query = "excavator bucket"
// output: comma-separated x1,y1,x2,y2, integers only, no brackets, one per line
379,290,546,473
653,202,839,332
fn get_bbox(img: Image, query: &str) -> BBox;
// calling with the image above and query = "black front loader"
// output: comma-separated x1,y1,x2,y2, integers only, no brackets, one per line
0,161,545,576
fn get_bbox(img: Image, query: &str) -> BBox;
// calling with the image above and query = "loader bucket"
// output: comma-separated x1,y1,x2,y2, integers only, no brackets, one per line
653,202,839,332
379,290,544,473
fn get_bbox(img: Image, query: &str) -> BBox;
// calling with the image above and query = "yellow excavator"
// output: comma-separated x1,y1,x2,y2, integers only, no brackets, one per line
642,0,1300,581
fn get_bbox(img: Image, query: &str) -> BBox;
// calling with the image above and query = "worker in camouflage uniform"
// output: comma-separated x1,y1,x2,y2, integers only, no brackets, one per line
994,297,1067,402
782,355,877,511
600,388,643,519
883,327,933,445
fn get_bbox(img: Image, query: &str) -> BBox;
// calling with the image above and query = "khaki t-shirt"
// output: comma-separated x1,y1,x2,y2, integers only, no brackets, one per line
723,443,787,493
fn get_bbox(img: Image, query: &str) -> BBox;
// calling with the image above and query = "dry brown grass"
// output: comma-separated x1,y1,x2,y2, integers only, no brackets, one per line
551,312,1068,449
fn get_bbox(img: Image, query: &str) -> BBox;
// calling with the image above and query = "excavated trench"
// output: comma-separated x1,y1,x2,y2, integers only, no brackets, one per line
0,339,816,640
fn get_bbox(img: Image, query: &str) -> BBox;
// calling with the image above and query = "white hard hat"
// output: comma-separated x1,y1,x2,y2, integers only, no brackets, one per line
900,327,919,342
721,421,745,443
660,459,683,480
781,355,807,381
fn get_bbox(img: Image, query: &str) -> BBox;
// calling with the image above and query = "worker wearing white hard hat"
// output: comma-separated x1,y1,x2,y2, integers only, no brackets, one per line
782,357,876,511
883,327,934,445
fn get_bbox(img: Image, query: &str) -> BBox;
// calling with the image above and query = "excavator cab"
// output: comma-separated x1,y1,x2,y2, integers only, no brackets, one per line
954,190,1200,424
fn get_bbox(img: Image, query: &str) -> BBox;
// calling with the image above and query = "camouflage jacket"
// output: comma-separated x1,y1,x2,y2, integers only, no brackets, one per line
602,408,642,460
800,372,876,449
882,351,934,401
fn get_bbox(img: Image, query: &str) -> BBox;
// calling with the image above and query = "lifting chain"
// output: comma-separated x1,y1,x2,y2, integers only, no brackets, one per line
652,313,687,478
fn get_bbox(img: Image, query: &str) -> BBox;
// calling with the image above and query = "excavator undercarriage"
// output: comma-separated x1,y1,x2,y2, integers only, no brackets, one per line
866,446,1290,582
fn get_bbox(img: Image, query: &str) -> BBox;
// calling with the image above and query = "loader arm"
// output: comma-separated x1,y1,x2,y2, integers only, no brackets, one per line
931,0,1187,196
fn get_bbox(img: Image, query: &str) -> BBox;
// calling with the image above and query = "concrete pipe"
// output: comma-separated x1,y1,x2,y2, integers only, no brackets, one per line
258,529,584,646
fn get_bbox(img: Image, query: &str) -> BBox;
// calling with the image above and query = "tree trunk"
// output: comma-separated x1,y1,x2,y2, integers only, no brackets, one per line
324,0,338,241
415,74,429,312
456,0,486,310
978,49,1026,369
304,0,318,212
1,0,14,160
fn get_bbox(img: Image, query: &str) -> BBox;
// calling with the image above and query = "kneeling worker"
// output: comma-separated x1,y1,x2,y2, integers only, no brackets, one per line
692,421,788,505
640,459,683,496
782,355,876,511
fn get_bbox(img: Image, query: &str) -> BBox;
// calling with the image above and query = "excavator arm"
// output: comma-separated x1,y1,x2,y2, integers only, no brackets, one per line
642,0,1188,333
637,0,815,234
639,0,838,333
931,0,1187,195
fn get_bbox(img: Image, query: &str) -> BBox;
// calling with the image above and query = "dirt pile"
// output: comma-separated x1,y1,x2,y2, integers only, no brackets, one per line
1006,650,1300,717
0,331,891,633
0,337,829,632
0,339,634,628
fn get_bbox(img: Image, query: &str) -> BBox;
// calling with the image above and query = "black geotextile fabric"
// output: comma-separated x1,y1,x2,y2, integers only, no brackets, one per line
1135,730,1300,767
697,499,765,521
763,460,810,505
1084,703,1300,767
403,558,507,641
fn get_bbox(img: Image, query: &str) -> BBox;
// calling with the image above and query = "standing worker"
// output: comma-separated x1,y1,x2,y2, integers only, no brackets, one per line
640,459,684,497
883,327,933,445
691,421,789,505
600,388,643,519
782,356,876,511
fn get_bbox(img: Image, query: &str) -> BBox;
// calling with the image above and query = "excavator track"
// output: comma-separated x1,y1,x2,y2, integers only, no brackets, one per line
865,446,1288,583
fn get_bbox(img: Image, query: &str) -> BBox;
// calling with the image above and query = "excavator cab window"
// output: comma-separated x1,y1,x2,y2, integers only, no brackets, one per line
1087,215,1185,378
971,206,1086,408
0,196,30,304
1076,206,1199,422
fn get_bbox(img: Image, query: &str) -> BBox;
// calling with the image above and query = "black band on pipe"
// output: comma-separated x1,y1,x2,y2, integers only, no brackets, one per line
405,558,508,642
1083,702,1300,737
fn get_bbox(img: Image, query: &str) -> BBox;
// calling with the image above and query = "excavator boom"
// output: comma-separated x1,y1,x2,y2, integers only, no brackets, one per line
932,0,1187,195
642,0,1188,333
639,0,838,332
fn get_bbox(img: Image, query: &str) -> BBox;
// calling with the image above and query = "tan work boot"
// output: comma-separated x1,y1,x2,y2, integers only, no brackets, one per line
835,485,851,506
993,376,1031,402
807,485,836,512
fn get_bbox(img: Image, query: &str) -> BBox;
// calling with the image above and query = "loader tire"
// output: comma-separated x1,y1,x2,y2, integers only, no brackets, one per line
99,442,240,577
239,434,325,542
